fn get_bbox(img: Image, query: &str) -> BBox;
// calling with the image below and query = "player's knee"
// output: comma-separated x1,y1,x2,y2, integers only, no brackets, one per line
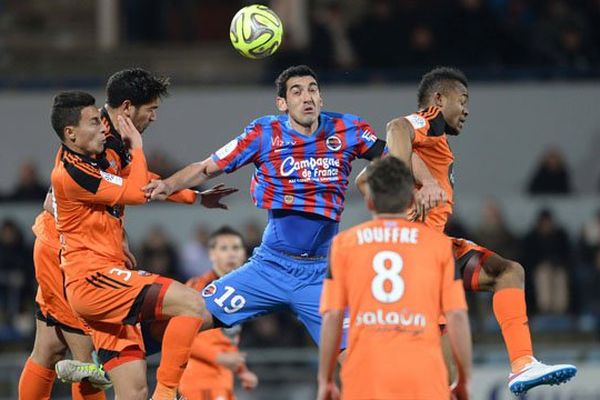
498,260,525,288
117,383,147,400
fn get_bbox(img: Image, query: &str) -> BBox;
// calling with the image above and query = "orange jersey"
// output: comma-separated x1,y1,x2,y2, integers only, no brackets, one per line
51,145,149,283
405,106,455,232
321,218,467,400
179,271,242,397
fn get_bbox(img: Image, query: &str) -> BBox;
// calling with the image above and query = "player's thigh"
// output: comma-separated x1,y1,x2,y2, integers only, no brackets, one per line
202,259,288,328
453,238,495,292
61,329,95,363
161,280,211,323
30,319,67,368
107,359,147,400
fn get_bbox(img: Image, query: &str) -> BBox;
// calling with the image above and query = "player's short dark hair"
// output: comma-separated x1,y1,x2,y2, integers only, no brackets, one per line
366,157,414,214
106,68,170,108
51,91,96,140
417,67,468,108
208,226,245,249
275,65,319,98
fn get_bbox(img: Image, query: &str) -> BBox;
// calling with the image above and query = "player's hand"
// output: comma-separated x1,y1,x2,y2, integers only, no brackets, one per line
316,380,340,400
122,244,137,270
216,351,246,371
450,380,470,400
413,181,447,222
117,115,142,149
143,179,172,201
198,183,238,209
238,370,258,390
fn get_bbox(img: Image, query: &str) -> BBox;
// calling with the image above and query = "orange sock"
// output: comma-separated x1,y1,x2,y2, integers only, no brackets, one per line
18,358,56,400
153,315,203,399
71,381,106,400
492,288,534,371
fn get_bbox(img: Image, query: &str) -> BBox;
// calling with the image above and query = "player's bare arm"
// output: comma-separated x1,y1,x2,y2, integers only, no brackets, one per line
145,157,223,201
317,309,343,400
446,309,473,400
385,117,414,168
411,152,448,221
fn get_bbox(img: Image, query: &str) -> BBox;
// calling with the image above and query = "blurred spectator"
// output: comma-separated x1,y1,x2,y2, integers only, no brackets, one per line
527,148,572,195
309,1,356,70
578,210,600,315
139,226,181,280
531,0,594,68
444,0,503,66
180,224,212,279
240,314,309,348
521,209,571,314
474,198,518,260
350,0,402,70
0,219,34,328
6,162,47,202
243,220,263,256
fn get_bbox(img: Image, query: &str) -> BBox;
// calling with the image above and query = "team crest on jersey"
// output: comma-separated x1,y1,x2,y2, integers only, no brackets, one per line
202,283,217,297
284,195,294,204
326,136,342,151
405,114,426,129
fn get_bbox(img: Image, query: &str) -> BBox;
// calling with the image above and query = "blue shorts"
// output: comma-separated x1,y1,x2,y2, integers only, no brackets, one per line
202,244,347,347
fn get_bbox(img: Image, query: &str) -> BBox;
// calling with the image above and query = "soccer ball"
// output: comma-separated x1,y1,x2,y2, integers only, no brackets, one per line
229,4,283,59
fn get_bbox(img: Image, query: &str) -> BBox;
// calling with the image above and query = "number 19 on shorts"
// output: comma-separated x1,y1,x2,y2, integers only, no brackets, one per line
213,286,246,313
371,251,404,303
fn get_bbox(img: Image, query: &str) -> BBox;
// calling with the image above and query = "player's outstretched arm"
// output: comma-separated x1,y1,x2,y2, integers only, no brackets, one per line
145,157,223,201
385,117,414,168
446,309,472,400
317,310,343,400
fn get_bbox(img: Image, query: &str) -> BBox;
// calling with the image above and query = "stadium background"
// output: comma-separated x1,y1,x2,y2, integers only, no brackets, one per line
0,0,599,398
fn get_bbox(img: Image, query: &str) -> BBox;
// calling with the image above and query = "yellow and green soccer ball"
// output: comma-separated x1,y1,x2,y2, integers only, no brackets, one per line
229,4,283,59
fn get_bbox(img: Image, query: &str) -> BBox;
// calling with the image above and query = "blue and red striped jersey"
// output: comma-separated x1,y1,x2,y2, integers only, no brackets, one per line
211,111,381,221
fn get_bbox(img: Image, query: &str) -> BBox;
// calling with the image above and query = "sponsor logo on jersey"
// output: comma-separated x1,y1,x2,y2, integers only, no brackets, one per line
280,156,341,177
405,114,426,129
202,283,217,297
100,170,123,186
137,270,152,276
326,136,343,151
271,137,297,147
215,139,238,159
356,309,426,328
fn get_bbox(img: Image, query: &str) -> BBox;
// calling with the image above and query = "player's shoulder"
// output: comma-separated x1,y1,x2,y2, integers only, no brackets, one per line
58,147,103,193
321,110,366,123
333,219,377,247
248,114,279,128
405,107,446,137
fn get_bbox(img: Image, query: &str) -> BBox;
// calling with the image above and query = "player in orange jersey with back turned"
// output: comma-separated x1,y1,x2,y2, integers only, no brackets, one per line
318,157,472,400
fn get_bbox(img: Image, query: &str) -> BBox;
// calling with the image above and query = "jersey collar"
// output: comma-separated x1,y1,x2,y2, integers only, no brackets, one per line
61,144,110,170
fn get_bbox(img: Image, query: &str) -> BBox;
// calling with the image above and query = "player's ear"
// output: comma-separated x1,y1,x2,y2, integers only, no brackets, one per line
276,96,288,113
433,92,444,108
64,126,76,142
365,190,376,212
122,100,132,117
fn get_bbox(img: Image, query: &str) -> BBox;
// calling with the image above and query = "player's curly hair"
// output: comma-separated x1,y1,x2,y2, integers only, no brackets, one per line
275,65,319,98
417,67,468,108
51,91,96,140
106,68,170,108
208,226,245,249
366,157,414,214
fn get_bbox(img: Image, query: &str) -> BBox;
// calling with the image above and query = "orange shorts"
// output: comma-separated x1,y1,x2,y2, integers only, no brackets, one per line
33,239,89,334
66,266,173,370
178,387,235,400
451,237,495,291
